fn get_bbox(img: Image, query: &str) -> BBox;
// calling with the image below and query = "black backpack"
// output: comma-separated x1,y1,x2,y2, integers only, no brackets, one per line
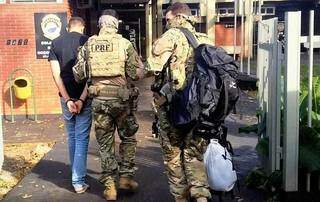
169,28,240,139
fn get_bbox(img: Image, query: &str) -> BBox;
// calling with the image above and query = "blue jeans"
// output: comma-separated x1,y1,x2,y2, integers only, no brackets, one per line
60,98,92,188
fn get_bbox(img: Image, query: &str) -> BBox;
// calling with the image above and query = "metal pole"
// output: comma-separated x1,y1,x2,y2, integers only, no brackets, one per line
275,41,282,170
283,11,301,192
157,0,163,37
152,0,157,42
233,0,238,60
240,0,244,72
306,10,314,193
9,76,15,123
258,0,262,16
247,0,253,75
252,0,257,59
31,73,38,122
247,26,251,75
306,173,311,192
257,21,265,108
138,18,142,57
206,0,216,43
145,2,152,58
268,17,280,172
308,10,314,128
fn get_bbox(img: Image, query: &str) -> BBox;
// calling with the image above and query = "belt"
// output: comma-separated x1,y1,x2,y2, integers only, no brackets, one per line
88,85,130,101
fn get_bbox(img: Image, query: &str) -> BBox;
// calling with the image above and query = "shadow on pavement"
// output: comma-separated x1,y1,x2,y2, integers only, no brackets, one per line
31,159,105,198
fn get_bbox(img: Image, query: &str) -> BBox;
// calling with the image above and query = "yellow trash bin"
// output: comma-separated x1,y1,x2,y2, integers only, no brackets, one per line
13,76,32,99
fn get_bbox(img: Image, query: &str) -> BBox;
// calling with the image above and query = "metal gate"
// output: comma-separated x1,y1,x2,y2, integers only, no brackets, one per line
257,10,320,192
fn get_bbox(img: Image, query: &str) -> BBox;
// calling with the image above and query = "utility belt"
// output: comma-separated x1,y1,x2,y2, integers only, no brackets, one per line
88,85,130,101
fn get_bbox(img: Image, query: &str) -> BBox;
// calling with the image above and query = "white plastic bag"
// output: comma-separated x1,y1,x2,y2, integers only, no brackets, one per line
204,139,237,192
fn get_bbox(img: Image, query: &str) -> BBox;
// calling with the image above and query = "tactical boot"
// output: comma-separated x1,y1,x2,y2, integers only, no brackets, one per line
119,177,139,191
103,182,117,201
195,197,208,202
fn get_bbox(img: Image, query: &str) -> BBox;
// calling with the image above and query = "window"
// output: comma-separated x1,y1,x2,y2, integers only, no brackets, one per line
218,8,234,16
266,8,274,14
260,7,275,16
219,9,227,14
0,0,5,3
190,9,198,16
12,0,62,2
227,8,234,14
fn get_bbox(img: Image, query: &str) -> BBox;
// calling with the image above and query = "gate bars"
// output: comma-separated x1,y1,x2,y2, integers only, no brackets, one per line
257,10,319,192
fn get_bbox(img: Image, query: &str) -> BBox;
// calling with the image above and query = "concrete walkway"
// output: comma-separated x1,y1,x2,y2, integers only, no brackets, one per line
3,78,264,202
4,111,173,202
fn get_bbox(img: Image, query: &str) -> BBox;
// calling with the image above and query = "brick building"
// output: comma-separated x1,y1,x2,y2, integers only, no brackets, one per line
0,0,78,118
0,0,158,119
0,0,319,118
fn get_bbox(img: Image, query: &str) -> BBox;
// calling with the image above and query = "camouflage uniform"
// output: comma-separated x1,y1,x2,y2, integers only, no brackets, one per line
73,26,142,188
147,19,213,199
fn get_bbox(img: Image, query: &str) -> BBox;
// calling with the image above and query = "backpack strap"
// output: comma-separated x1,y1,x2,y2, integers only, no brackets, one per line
178,28,199,49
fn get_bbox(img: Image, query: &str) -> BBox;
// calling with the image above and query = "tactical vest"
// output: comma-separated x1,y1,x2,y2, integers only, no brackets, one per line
87,34,126,77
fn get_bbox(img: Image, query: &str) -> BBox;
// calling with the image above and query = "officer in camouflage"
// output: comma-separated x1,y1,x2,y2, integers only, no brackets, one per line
73,9,144,201
147,3,213,202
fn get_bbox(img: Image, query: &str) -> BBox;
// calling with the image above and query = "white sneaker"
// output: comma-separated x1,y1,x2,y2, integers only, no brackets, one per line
74,183,90,194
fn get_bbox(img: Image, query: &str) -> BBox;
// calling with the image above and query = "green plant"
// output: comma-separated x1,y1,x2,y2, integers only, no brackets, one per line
298,77,320,172
245,168,282,201
300,64,320,79
239,75,320,192
256,137,269,157
300,76,320,129
244,168,268,189
299,126,320,172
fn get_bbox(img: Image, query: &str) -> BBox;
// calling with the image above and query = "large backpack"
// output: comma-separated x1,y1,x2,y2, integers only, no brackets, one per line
168,28,240,139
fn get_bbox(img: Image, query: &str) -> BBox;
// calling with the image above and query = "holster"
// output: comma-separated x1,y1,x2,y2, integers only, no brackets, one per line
153,92,167,107
129,87,140,112
88,85,130,101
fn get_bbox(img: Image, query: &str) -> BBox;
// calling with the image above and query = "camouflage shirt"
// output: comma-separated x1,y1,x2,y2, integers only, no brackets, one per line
73,27,143,86
147,21,213,90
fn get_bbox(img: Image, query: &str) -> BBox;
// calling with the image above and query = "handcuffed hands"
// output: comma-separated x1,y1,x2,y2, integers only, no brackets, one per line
66,99,84,114
74,100,84,114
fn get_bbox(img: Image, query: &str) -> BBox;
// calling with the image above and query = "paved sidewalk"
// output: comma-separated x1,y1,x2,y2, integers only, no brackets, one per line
3,78,264,202
4,111,173,202
3,115,65,144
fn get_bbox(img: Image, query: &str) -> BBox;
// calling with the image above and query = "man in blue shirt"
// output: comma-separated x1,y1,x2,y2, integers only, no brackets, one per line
48,17,92,194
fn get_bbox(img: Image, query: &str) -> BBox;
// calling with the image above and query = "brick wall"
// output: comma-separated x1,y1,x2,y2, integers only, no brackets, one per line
215,22,242,47
0,0,76,116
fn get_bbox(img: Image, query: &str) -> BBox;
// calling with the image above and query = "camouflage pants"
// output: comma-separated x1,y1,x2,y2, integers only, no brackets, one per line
157,107,211,200
92,98,139,187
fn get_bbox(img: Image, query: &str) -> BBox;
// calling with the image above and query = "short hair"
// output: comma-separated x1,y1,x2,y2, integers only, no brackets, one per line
68,17,85,28
165,2,192,16
100,9,119,20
